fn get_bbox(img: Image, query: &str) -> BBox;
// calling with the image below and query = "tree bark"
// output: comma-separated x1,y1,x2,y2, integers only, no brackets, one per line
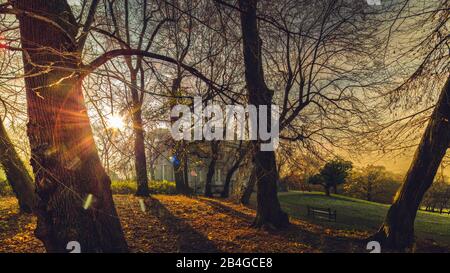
205,141,218,197
238,0,288,228
221,160,240,198
130,73,149,197
0,119,36,213
183,151,191,190
149,164,155,181
240,168,256,205
14,0,128,252
172,142,191,194
170,77,191,195
371,76,450,251
222,143,246,198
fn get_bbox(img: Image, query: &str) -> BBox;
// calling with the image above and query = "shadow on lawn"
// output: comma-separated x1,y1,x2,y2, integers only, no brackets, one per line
144,197,219,253
198,198,366,253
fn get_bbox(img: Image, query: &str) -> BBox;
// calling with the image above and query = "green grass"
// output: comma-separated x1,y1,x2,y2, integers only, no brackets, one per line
111,180,176,195
275,191,450,246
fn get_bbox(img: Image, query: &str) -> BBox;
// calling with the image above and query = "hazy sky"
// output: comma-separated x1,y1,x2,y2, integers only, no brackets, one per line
344,148,450,177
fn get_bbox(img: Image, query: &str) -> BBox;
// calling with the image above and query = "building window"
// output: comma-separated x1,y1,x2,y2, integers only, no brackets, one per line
216,169,221,184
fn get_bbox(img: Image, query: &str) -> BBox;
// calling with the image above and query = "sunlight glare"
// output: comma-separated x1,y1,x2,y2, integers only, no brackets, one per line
107,115,125,130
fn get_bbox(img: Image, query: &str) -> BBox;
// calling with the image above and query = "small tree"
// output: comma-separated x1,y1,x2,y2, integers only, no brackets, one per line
345,166,402,203
422,175,450,213
308,159,353,196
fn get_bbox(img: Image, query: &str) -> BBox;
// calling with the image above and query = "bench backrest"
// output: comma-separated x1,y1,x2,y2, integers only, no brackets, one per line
307,206,336,215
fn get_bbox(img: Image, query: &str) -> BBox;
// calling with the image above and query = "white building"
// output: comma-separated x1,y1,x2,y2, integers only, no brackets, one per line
149,129,251,195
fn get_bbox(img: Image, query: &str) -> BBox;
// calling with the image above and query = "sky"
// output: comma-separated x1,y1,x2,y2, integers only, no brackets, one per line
344,148,450,178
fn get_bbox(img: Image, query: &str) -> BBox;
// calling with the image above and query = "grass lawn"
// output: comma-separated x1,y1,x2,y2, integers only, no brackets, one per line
275,191,450,247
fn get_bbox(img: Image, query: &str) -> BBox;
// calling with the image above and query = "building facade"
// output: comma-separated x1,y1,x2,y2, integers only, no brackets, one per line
149,129,251,195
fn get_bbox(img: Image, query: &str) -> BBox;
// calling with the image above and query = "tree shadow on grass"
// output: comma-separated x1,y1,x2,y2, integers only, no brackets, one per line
198,198,366,253
144,197,219,253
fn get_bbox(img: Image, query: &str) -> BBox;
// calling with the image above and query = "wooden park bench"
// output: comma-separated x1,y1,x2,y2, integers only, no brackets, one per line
307,206,337,222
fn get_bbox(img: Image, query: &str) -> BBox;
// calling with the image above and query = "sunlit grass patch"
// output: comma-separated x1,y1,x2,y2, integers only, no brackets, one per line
274,191,450,247
111,180,176,195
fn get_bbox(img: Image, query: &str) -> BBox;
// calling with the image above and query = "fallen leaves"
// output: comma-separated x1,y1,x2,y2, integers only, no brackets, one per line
0,194,440,253
0,198,44,253
115,195,365,253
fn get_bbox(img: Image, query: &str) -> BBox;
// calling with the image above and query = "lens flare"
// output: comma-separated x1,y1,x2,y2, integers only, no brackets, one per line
107,115,125,130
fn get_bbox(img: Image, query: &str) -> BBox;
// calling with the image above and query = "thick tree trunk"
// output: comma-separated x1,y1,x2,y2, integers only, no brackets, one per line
130,75,149,197
15,0,128,252
371,76,450,251
238,0,288,228
240,168,256,205
0,119,36,213
252,150,288,228
205,141,218,197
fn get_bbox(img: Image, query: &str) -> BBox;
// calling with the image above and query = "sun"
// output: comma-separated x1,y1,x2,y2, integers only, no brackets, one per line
107,115,125,130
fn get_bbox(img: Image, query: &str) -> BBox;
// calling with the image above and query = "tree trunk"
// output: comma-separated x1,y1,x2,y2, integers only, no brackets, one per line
0,119,36,213
174,158,185,190
221,160,240,198
170,77,191,195
15,0,128,252
204,160,215,197
172,142,191,194
130,74,149,197
240,168,256,205
222,143,246,198
183,151,191,191
149,164,155,181
238,0,288,228
252,150,288,228
205,141,218,198
371,76,450,251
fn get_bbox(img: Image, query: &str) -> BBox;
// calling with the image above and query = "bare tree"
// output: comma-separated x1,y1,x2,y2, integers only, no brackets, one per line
102,0,172,196
372,76,450,249
222,141,248,198
368,0,449,250
237,0,289,228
